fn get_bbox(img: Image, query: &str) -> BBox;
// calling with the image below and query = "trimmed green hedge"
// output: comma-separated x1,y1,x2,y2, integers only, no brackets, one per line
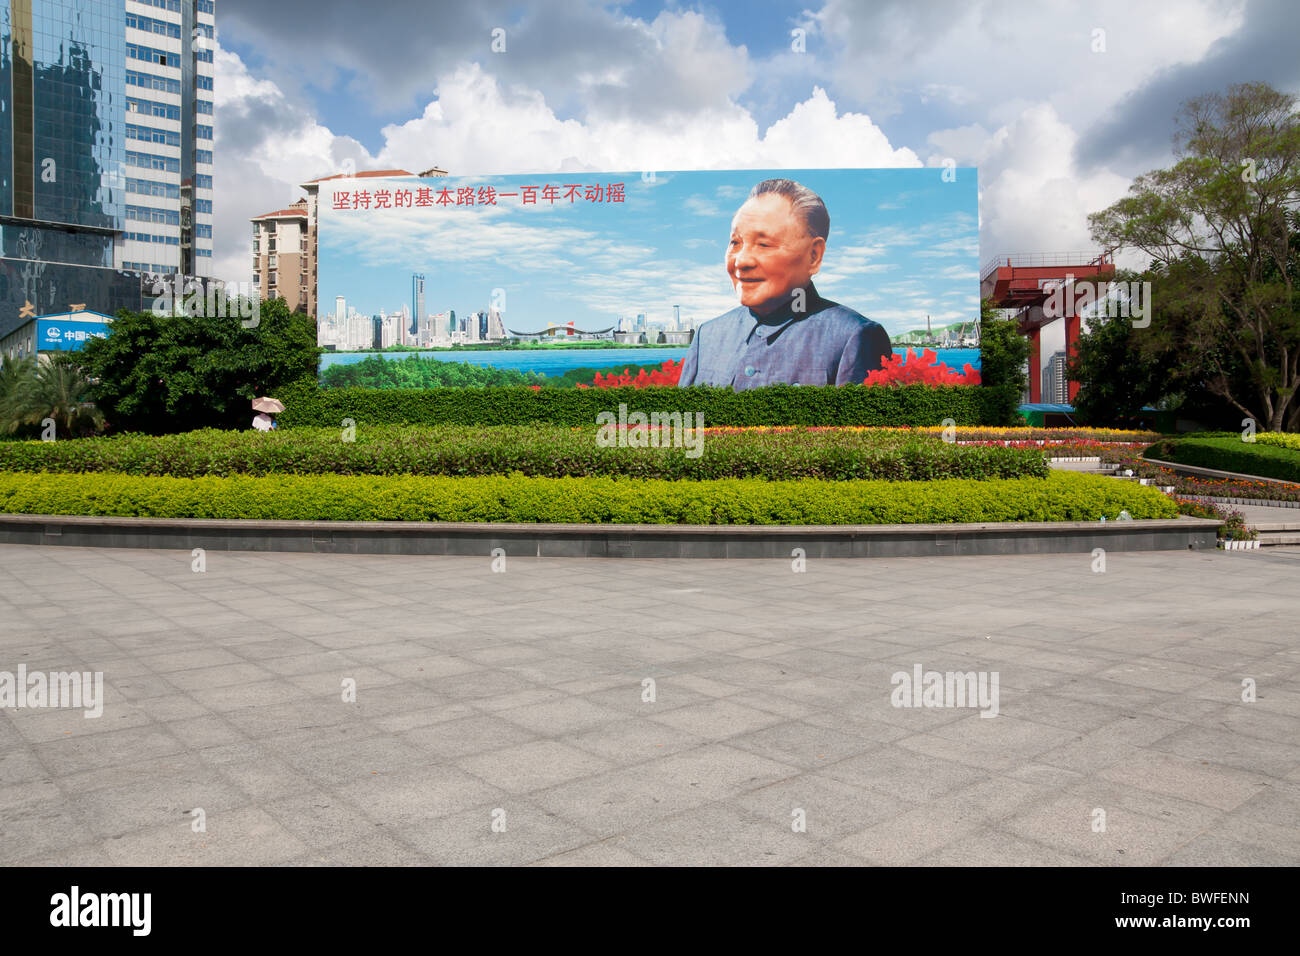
1143,434,1300,483
276,379,1009,428
0,425,1048,481
0,470,1178,524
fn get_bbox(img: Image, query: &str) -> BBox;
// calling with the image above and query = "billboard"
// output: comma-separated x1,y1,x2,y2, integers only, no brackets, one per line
36,318,111,352
316,168,980,390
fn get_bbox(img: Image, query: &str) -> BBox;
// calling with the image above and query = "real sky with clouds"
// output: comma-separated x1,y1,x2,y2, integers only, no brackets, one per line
211,0,1300,340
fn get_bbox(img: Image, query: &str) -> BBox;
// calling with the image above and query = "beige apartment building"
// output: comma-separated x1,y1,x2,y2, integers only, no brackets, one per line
251,167,448,318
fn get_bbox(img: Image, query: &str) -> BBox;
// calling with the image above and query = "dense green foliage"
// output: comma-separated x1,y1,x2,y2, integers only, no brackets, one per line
1143,433,1300,482
0,470,1178,524
1253,431,1300,451
1068,306,1174,426
318,354,672,389
0,354,102,437
0,425,1048,481
320,354,543,388
277,381,1006,428
77,298,319,433
1089,83,1300,431
977,297,1030,425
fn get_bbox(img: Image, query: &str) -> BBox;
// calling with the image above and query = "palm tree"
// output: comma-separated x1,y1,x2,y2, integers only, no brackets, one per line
13,358,104,437
0,355,37,434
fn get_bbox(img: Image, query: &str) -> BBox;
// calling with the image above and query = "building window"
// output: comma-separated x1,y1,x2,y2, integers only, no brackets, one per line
195,125,214,140
196,150,213,165
127,70,181,95
127,97,182,121
127,150,180,173
124,232,181,246
126,205,181,226
268,255,277,268
126,124,181,147
125,13,183,39
127,43,181,68
126,178,181,199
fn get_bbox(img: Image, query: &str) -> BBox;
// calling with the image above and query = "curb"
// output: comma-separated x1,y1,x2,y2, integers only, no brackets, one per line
0,512,1222,560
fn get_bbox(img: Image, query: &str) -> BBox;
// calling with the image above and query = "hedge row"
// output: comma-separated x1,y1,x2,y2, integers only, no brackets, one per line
275,379,1014,428
0,470,1179,524
1143,435,1300,483
1253,432,1300,452
0,425,1048,481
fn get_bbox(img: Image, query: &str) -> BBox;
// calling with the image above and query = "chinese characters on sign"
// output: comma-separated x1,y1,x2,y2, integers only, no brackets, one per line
35,320,111,351
331,182,626,212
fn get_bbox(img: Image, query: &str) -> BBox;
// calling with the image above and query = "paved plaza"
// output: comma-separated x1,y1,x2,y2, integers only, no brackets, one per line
1,541,1298,866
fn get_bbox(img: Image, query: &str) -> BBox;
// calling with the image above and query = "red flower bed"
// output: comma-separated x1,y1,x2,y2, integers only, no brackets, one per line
863,348,980,386
561,351,980,389
581,359,684,389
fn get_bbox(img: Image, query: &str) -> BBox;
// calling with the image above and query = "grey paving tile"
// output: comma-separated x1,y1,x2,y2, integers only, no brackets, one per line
457,740,614,794
2,542,1295,866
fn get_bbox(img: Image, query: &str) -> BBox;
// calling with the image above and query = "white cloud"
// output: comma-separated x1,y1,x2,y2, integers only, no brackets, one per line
214,58,922,283
211,0,1259,304
937,103,1133,261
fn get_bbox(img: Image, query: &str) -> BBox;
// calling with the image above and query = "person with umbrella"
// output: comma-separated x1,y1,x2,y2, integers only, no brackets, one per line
251,396,284,431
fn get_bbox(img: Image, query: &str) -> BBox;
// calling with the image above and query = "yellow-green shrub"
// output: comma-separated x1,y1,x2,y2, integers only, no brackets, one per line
0,470,1179,525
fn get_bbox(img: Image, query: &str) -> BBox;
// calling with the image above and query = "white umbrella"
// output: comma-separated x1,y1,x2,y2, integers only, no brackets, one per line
251,396,284,413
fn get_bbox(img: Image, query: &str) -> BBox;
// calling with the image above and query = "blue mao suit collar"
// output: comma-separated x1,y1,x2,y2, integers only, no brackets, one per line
742,282,835,346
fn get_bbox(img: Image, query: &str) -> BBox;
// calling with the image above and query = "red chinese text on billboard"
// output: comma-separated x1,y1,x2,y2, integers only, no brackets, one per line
330,183,625,211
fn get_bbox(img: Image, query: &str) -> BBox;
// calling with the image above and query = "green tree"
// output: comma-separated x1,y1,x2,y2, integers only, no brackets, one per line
1068,305,1173,425
80,296,320,433
978,297,1030,424
1089,82,1300,431
23,355,104,436
0,355,37,434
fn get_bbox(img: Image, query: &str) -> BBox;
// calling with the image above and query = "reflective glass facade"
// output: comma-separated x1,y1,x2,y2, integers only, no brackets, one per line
0,1,213,340
0,257,144,333
30,0,126,229
0,221,114,266
0,0,126,229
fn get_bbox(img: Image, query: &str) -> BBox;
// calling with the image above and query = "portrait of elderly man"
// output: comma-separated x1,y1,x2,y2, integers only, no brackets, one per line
677,178,892,390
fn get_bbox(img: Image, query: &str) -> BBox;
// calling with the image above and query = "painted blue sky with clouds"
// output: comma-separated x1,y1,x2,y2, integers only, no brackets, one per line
318,168,977,334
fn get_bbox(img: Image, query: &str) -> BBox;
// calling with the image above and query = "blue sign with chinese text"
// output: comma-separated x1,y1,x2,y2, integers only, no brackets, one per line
36,319,111,352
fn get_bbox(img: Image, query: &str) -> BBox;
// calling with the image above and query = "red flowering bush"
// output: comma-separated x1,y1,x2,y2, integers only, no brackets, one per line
863,349,980,386
583,359,684,389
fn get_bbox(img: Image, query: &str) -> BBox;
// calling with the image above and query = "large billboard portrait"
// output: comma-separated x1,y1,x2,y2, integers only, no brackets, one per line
316,168,979,390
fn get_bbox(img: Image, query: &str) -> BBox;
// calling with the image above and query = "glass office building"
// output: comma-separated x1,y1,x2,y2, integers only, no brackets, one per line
0,0,215,342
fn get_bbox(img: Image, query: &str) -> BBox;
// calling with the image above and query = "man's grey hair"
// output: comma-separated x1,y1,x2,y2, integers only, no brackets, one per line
748,178,830,241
